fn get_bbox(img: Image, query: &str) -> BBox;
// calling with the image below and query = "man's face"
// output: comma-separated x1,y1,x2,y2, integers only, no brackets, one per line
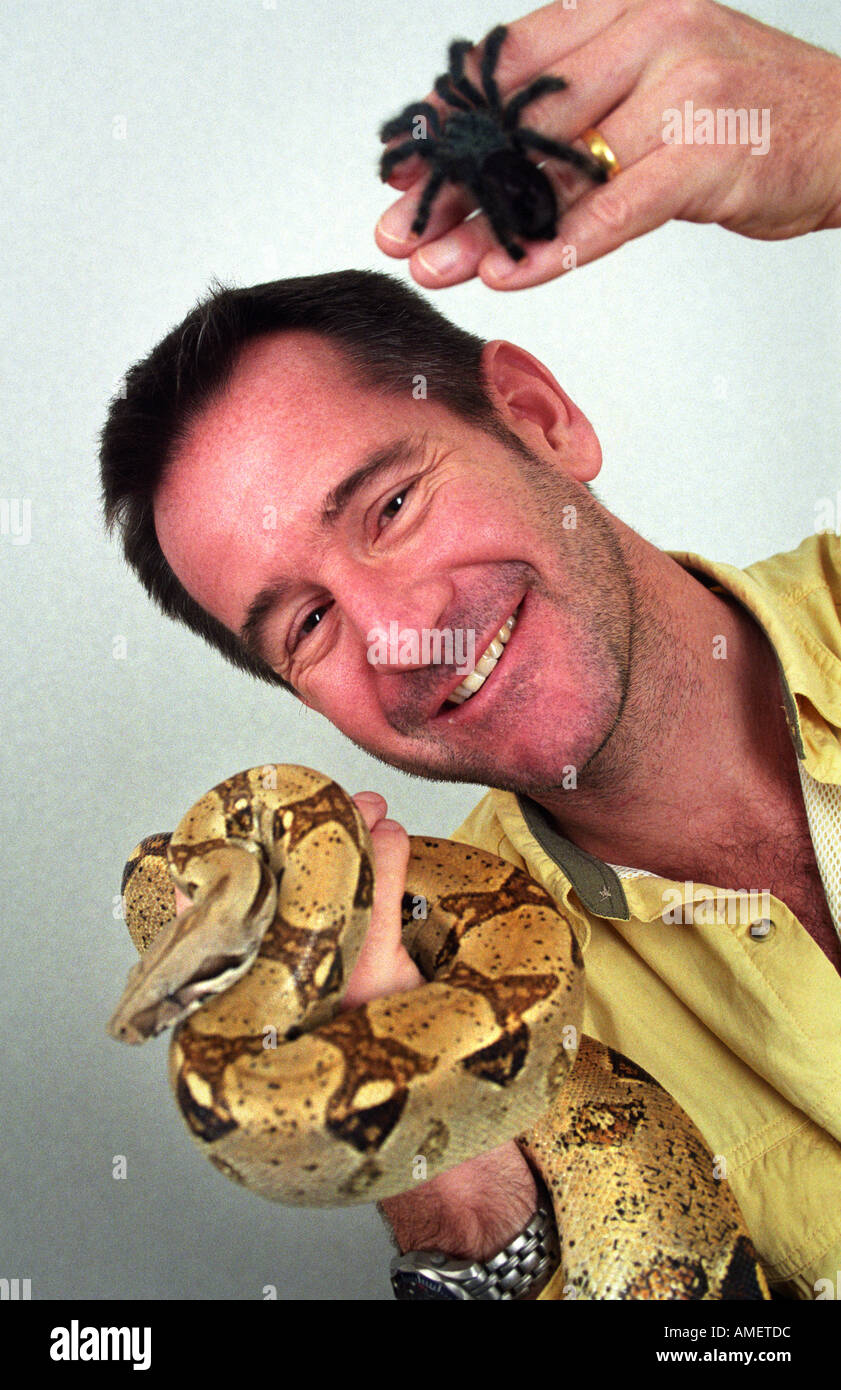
154,331,632,796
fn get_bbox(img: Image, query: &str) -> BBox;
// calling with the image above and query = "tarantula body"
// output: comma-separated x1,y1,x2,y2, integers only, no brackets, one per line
379,25,608,262
430,112,559,243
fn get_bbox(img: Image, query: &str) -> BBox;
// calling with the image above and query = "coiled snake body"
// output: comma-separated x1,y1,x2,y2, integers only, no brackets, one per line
109,764,770,1300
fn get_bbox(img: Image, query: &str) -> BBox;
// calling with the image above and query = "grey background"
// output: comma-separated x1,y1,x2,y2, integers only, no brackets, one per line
2,0,839,1301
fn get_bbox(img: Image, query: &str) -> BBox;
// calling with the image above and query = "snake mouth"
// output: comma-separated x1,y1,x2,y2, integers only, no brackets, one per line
435,597,524,719
183,953,248,990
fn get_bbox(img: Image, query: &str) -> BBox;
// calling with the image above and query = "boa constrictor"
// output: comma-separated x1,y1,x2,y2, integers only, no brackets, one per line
108,764,770,1300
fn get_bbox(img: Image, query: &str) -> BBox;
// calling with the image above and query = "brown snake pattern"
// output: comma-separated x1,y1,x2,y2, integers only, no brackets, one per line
109,764,770,1300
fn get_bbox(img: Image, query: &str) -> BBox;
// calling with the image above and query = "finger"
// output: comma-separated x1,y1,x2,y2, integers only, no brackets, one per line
382,164,425,194
479,143,695,288
376,180,478,259
360,818,411,961
341,816,422,1010
174,884,192,916
497,17,650,160
408,216,500,289
378,83,453,192
476,0,630,93
351,789,388,831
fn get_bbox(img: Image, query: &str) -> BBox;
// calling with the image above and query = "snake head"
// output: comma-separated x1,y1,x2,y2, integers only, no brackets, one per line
108,844,277,1044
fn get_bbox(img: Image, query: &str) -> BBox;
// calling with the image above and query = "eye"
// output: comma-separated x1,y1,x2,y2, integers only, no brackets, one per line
292,602,331,650
378,487,410,528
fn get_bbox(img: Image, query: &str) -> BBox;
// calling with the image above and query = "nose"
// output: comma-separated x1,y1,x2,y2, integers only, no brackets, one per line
336,565,455,671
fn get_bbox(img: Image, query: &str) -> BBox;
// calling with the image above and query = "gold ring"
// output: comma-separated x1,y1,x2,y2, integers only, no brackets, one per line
580,127,621,179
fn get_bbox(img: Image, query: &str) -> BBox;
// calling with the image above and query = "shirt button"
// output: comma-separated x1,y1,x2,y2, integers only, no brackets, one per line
749,918,775,940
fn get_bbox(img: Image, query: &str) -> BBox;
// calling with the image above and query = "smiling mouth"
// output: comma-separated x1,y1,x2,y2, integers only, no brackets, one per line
440,601,522,713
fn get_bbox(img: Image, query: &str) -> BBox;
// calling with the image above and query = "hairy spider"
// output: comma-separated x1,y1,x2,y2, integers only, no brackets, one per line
379,24,608,262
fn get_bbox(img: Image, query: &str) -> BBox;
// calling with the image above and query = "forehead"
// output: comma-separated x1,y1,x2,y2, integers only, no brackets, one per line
176,330,380,468
153,330,416,630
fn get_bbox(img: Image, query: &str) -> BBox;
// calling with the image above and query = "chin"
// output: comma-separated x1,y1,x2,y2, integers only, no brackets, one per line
367,737,572,797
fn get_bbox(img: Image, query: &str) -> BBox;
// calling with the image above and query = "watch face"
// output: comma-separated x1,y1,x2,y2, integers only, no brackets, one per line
391,1270,465,1301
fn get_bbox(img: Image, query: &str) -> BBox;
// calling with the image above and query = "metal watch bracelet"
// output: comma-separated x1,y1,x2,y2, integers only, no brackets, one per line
390,1205,560,1300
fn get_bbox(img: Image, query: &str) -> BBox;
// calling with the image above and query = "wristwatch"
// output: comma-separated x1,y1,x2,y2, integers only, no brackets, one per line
389,1205,559,1300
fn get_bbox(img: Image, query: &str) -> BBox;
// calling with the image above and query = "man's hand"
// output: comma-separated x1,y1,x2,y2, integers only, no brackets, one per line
375,0,841,290
344,791,540,1266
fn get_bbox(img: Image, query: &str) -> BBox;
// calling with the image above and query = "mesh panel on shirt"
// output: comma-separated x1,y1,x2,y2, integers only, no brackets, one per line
797,759,841,942
608,864,656,881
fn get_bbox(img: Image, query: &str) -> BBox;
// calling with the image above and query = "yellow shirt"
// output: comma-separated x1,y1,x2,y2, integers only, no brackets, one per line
450,532,841,1300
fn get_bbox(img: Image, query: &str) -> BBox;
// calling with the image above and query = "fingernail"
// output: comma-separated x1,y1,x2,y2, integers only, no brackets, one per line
377,205,413,244
482,251,519,282
416,240,462,279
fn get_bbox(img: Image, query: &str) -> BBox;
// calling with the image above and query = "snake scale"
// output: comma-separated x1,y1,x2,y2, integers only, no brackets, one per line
109,763,770,1300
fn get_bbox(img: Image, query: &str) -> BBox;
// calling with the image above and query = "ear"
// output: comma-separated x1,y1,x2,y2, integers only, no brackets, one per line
480,340,602,483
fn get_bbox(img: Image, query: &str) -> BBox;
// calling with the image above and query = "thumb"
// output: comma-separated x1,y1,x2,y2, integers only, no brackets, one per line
342,801,422,1009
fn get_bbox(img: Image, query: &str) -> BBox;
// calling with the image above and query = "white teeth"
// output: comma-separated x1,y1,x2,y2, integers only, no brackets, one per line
446,607,519,707
459,669,487,695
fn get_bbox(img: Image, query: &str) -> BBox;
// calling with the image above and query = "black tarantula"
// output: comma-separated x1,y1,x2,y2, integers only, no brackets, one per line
379,24,608,262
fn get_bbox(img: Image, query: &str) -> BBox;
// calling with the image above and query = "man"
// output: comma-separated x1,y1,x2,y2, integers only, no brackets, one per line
100,0,841,1299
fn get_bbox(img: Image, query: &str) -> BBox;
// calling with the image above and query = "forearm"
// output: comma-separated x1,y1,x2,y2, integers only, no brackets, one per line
378,1139,539,1262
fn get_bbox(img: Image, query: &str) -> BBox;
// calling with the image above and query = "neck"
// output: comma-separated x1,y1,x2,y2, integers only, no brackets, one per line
530,521,801,880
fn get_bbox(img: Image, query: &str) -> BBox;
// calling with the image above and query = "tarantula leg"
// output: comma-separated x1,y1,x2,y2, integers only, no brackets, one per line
380,138,429,181
503,76,569,131
470,177,526,261
411,167,447,236
479,24,508,112
380,101,441,144
434,73,472,112
516,129,610,185
447,39,485,108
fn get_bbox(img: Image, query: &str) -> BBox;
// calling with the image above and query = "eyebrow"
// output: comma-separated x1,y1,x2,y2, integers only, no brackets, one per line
239,434,423,665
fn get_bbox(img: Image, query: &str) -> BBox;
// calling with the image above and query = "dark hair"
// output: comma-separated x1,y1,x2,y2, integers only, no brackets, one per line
99,269,514,693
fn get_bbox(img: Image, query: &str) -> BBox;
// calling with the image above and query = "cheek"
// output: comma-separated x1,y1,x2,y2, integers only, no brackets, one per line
304,650,378,727
426,495,534,563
